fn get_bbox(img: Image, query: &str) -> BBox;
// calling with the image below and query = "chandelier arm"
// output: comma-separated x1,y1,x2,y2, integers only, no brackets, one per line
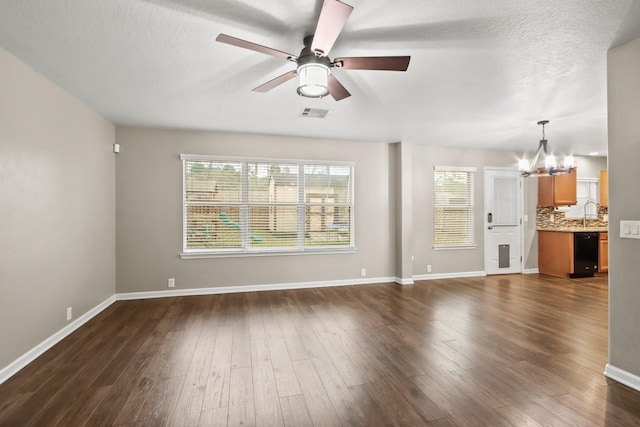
527,141,545,173
541,140,551,156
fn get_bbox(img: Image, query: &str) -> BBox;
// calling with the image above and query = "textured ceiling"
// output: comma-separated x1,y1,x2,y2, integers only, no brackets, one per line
2,0,640,156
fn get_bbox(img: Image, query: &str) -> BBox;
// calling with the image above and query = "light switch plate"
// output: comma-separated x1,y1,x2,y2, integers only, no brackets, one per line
620,220,640,239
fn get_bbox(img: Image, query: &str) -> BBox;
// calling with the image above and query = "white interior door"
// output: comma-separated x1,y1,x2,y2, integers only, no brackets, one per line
484,168,522,275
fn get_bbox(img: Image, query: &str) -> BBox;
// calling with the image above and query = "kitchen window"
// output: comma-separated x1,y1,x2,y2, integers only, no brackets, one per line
180,155,355,258
565,178,598,219
433,166,476,249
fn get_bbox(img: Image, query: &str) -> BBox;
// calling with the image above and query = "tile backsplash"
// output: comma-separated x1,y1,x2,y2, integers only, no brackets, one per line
537,205,609,229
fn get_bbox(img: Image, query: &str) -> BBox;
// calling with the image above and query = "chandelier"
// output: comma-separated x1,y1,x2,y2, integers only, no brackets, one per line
519,120,575,177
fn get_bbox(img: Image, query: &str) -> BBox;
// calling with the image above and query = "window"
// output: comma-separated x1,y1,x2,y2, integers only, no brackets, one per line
565,178,598,219
433,166,476,249
181,155,354,257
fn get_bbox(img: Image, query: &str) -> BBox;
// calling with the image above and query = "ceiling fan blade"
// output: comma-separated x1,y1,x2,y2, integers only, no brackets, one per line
252,70,298,92
327,74,351,101
216,34,296,59
333,56,411,71
310,0,354,57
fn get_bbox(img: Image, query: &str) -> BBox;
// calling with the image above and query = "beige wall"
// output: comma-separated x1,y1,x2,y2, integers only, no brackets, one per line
115,127,396,292
522,178,538,270
574,156,607,179
0,47,116,369
394,142,414,282
608,36,640,377
115,129,546,292
411,145,538,274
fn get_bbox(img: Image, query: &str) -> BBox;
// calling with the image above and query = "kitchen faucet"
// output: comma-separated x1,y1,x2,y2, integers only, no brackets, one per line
583,200,598,228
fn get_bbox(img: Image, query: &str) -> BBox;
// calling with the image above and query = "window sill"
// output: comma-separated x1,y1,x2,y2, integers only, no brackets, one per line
433,244,477,251
180,247,357,259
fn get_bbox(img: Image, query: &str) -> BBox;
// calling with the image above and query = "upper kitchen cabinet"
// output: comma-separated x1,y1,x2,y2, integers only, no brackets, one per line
600,170,608,207
538,168,577,206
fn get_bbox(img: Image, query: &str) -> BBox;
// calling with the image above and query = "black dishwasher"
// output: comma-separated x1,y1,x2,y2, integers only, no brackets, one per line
571,232,599,278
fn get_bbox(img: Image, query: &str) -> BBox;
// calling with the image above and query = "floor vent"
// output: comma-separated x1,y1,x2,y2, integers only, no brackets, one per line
300,108,329,118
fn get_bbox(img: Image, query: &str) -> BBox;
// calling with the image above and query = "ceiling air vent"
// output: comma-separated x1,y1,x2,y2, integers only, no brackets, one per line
300,108,329,119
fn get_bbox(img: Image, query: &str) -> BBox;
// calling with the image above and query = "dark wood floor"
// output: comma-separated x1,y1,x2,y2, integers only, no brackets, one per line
1,274,640,426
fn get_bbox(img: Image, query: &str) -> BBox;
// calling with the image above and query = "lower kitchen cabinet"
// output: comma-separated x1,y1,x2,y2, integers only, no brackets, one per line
538,231,574,277
538,230,608,278
599,232,608,272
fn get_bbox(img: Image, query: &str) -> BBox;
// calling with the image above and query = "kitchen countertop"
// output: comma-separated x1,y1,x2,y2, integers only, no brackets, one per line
537,227,609,233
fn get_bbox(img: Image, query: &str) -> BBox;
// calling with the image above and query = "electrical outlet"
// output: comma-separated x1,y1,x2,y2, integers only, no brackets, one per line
427,264,432,273
66,307,72,321
360,268,366,277
168,278,175,288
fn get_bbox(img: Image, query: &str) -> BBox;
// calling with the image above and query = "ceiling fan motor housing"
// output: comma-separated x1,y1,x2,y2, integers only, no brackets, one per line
298,35,332,67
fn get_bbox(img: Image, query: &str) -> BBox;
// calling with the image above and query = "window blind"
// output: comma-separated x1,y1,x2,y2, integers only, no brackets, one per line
182,155,354,255
434,167,475,247
565,179,598,219
492,176,519,226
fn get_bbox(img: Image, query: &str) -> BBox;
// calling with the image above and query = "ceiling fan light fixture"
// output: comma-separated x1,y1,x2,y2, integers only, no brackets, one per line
297,63,330,98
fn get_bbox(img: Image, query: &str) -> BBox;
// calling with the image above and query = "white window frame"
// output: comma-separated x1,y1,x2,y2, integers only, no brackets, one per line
180,154,355,259
564,178,599,219
433,166,477,250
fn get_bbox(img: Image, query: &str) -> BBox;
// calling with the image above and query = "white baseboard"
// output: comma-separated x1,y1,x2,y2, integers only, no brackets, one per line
413,270,487,281
523,268,540,274
604,363,640,392
116,276,397,300
395,277,415,285
0,295,117,386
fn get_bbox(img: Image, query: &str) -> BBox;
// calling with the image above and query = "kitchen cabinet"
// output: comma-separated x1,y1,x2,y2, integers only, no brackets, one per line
599,232,608,272
538,231,574,277
538,169,577,206
600,170,608,207
538,229,608,278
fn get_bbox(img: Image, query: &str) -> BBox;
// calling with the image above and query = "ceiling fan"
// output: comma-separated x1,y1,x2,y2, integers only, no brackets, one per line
215,0,411,101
